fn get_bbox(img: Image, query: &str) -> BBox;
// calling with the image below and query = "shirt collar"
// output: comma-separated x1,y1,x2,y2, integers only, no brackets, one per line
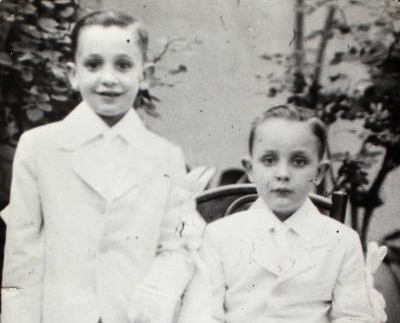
251,197,321,242
284,199,318,240
60,102,148,150
110,105,147,146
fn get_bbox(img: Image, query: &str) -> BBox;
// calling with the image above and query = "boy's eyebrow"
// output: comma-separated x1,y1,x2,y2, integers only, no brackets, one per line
115,54,135,60
290,150,312,156
259,149,278,155
82,53,102,59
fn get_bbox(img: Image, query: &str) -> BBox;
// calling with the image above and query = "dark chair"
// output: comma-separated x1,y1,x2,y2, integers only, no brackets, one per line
196,183,348,224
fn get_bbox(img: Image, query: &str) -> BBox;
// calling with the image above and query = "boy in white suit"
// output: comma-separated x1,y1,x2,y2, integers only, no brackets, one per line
1,11,211,323
179,105,377,323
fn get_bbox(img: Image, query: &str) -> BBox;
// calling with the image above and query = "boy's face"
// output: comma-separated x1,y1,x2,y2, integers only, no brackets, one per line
244,119,328,220
68,25,145,118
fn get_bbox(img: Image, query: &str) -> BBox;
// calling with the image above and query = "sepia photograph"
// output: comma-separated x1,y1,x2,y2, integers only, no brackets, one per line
0,0,399,322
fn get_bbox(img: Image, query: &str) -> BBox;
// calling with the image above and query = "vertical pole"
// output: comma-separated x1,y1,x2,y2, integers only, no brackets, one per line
293,0,305,94
331,191,348,223
313,5,336,88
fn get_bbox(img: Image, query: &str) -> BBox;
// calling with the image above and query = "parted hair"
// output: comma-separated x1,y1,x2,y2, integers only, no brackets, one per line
248,105,328,160
70,10,149,62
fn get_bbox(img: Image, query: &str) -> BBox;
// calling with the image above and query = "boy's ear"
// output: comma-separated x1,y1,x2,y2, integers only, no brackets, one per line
313,160,330,186
139,62,155,91
241,156,254,183
66,62,79,91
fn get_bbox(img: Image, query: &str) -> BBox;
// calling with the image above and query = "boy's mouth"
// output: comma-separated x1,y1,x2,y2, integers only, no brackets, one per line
96,91,122,97
271,188,293,195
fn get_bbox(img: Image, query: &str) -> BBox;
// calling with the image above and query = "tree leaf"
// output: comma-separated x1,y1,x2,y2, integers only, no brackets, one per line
38,103,52,112
21,68,33,82
17,53,36,63
52,83,70,93
51,94,69,102
26,108,44,122
60,7,74,18
40,50,61,61
38,93,51,102
41,1,55,10
0,53,13,68
11,41,39,53
22,4,37,17
38,18,59,33
51,66,67,80
54,0,73,4
20,25,42,39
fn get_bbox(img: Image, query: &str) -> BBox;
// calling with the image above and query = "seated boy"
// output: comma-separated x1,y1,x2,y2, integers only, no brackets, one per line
178,105,379,323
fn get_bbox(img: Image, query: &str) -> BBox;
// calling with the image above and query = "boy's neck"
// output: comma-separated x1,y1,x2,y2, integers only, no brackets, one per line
273,211,294,222
98,113,127,127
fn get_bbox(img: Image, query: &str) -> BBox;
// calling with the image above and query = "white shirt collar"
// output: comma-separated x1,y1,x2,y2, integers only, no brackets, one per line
251,197,322,242
60,102,148,150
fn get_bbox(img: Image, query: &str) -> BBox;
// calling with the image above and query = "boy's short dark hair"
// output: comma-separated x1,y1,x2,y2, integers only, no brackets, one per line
70,10,148,61
248,105,328,159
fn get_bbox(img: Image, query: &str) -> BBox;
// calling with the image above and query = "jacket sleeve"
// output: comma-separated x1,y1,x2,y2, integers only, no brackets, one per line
330,230,375,323
131,146,198,323
178,226,226,323
1,133,44,323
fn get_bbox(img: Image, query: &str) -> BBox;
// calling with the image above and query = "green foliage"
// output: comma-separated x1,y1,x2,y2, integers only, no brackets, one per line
0,0,81,146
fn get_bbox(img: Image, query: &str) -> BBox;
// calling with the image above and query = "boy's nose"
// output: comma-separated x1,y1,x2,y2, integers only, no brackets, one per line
274,162,290,181
100,68,118,86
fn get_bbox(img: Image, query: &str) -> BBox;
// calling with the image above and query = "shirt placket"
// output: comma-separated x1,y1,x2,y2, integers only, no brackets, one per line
102,130,119,201
272,225,291,274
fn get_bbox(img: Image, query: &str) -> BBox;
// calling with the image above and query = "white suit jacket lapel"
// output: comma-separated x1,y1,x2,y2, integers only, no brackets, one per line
55,103,106,198
249,199,283,276
56,102,158,200
277,199,329,284
110,147,158,201
275,236,318,284
252,233,284,276
249,198,328,281
109,108,163,201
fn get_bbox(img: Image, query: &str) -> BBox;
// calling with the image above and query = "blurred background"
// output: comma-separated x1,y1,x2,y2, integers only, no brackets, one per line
0,0,400,321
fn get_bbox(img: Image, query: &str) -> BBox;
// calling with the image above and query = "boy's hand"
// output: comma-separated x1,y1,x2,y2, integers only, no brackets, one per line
169,166,215,251
366,241,387,274
365,241,388,323
184,166,216,194
172,166,216,204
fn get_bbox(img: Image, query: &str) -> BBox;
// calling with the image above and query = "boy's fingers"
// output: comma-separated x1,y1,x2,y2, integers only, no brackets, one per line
186,166,208,182
196,167,216,191
177,166,215,195
378,246,388,262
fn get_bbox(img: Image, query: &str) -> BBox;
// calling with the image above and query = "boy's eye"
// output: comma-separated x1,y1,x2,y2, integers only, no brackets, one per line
291,157,308,167
84,59,102,71
261,156,276,166
116,59,133,71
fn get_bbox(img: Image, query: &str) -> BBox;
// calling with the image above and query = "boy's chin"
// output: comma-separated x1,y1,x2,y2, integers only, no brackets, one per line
268,200,304,220
94,106,131,117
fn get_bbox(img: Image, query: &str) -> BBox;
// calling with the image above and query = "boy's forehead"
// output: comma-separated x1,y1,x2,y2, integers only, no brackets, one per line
254,118,318,151
77,24,141,54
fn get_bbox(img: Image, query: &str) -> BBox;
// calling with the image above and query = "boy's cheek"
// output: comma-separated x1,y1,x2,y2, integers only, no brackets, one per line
254,179,273,201
257,179,271,191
